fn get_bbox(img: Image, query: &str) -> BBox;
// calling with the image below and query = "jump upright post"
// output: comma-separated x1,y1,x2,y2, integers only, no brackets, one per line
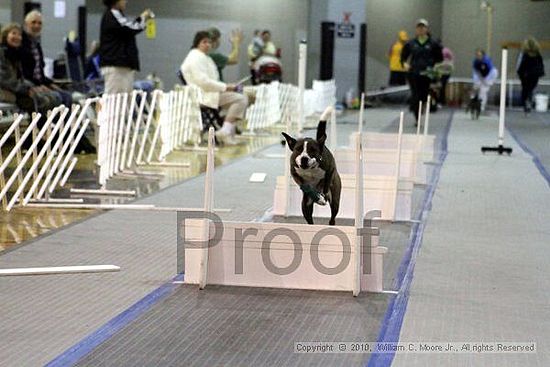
297,40,307,134
481,47,513,155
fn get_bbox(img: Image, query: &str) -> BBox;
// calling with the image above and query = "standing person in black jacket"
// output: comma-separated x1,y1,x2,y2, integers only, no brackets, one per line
516,37,545,113
99,0,153,94
400,19,443,125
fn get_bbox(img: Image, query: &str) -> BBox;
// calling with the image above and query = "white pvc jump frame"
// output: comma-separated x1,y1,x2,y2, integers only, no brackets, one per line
272,101,413,222
183,128,387,296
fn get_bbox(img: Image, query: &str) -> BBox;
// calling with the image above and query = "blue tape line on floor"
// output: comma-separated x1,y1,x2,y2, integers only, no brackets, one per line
366,111,453,367
507,126,550,188
45,273,184,367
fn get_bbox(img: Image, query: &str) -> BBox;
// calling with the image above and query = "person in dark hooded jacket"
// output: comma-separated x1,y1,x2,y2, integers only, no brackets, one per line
516,37,545,113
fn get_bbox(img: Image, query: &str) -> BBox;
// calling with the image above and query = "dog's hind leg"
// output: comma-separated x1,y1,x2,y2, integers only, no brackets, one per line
329,191,340,226
301,195,314,225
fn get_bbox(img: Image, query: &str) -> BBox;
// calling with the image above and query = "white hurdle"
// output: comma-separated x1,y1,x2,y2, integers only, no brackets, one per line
183,127,387,295
274,109,413,221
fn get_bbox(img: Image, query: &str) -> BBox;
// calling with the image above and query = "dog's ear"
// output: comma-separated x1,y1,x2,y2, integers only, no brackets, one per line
281,132,297,151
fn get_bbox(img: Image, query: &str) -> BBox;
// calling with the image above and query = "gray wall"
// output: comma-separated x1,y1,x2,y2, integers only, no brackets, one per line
86,0,309,90
365,0,442,89
9,0,85,59
308,0,369,101
0,0,10,27
442,0,550,80
5,1,548,93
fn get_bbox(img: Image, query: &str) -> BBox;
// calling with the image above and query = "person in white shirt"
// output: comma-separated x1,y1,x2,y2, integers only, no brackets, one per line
181,31,248,145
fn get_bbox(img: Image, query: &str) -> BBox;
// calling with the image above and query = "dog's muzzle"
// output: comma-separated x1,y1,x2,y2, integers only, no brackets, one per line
300,157,310,169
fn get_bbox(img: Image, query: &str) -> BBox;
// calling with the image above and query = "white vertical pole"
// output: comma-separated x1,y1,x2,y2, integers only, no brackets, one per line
199,127,215,289
181,87,191,143
423,95,431,136
108,94,120,178
283,107,291,217
127,91,147,168
114,93,128,174
498,48,508,146
353,131,364,296
330,104,337,150
297,40,307,134
121,90,138,171
147,92,164,163
416,100,423,135
392,112,404,222
97,95,110,186
358,92,365,133
177,90,186,147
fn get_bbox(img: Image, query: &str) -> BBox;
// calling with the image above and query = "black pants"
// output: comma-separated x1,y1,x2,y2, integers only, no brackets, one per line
389,71,407,86
408,73,431,121
520,75,539,108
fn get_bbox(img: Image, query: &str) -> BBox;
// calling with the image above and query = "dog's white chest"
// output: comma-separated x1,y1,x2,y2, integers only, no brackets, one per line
295,166,326,185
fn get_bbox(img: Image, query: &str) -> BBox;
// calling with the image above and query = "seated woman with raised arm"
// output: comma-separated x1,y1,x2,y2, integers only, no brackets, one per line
181,31,248,145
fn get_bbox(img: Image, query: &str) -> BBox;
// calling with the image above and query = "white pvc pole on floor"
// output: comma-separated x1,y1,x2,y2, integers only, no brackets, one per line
498,48,507,146
0,265,120,277
297,40,307,134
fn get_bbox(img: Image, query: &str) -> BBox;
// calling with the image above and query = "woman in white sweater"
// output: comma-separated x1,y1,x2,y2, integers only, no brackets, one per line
181,31,247,145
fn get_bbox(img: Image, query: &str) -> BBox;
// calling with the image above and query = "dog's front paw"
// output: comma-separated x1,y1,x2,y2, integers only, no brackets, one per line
316,194,327,206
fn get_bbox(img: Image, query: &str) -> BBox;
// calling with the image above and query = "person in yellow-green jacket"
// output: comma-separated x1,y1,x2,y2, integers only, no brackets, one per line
388,30,409,86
